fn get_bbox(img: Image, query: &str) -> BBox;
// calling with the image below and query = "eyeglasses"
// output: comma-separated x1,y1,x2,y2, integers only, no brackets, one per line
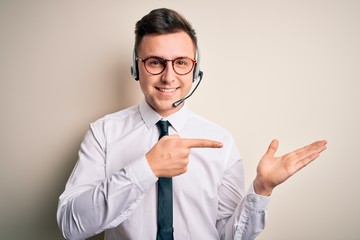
136,56,196,76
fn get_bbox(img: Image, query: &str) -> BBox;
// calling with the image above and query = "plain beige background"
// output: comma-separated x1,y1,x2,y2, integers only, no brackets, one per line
1,1,359,239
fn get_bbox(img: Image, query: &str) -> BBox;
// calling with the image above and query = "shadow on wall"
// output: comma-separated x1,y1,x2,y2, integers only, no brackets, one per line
51,59,140,240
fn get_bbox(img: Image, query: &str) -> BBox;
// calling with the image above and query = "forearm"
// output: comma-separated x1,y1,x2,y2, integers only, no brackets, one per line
57,158,157,240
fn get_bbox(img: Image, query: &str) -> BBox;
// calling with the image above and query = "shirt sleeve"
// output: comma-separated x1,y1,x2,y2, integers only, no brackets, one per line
232,183,270,240
56,124,157,240
216,137,270,240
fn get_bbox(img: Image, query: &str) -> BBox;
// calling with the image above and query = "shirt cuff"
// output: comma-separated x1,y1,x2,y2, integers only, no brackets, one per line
125,156,158,193
244,182,271,210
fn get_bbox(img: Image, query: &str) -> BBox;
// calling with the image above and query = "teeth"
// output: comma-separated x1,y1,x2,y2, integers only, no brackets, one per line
159,88,176,93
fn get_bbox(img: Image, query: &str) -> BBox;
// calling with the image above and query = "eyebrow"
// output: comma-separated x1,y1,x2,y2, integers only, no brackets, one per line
142,55,194,60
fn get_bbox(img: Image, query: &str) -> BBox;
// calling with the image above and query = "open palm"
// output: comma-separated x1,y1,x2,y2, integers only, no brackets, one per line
254,139,327,196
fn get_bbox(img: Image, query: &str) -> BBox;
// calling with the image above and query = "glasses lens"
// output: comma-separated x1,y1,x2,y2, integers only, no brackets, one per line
144,57,165,75
173,57,194,75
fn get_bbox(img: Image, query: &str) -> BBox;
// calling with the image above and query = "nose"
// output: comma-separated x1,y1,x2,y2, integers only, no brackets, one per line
161,61,176,83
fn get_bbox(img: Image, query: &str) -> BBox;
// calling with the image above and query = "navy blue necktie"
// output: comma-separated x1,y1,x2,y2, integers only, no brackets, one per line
156,120,174,240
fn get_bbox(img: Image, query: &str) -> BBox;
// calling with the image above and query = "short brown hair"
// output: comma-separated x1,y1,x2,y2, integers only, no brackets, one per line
134,8,198,51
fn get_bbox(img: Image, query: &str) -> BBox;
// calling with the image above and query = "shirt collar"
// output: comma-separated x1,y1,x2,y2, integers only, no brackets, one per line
139,99,190,133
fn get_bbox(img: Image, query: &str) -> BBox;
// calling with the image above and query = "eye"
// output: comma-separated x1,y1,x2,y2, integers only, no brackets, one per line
147,57,165,67
174,58,190,67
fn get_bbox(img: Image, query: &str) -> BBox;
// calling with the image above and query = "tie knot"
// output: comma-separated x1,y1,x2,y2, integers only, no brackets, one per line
156,120,170,139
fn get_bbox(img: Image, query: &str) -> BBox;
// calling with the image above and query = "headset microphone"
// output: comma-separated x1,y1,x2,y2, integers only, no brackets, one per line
172,71,203,108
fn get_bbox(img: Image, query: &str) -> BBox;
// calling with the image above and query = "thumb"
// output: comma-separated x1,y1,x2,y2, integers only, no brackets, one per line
265,139,279,157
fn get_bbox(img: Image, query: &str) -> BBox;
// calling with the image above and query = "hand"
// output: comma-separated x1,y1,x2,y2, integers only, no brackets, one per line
146,135,223,177
253,139,327,196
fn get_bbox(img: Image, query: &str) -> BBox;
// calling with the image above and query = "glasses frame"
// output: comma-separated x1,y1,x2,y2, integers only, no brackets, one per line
136,56,197,76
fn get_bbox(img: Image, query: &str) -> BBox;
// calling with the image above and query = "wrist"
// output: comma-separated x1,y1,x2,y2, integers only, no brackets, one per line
145,152,159,177
253,177,273,196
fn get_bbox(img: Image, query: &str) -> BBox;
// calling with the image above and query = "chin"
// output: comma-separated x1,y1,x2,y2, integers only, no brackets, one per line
157,103,178,116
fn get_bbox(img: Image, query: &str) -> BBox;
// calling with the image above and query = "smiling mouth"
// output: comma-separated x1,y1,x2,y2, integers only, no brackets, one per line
156,87,179,93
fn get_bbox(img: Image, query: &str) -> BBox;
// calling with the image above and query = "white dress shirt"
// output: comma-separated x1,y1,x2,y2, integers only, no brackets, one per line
57,100,270,240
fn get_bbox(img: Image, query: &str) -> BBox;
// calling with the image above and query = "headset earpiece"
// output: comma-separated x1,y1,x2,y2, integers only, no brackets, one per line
192,49,203,82
130,48,139,81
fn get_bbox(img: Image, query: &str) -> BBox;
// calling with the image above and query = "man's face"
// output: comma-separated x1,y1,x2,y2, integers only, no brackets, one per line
137,31,195,117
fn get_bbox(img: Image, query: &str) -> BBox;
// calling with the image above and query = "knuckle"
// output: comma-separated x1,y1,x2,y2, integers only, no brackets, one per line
174,139,184,148
180,166,187,174
179,148,190,157
180,158,189,167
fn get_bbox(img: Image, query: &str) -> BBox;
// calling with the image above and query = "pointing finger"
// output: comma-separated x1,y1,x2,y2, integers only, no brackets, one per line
182,138,223,148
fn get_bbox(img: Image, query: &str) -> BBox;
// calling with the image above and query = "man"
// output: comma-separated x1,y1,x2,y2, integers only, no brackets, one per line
57,8,327,240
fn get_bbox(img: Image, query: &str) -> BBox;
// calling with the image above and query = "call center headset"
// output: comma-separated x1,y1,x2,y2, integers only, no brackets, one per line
130,48,204,107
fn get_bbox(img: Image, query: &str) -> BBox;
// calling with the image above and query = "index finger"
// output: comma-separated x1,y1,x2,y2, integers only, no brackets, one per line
182,138,223,148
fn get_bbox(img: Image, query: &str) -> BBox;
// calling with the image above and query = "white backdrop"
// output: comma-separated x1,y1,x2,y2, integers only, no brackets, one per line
1,1,359,239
